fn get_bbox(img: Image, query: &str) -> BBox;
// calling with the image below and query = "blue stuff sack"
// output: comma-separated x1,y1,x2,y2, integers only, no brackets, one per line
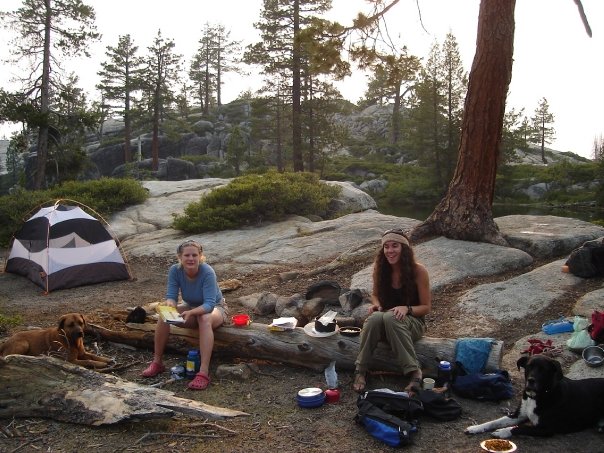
355,397,416,447
451,370,514,401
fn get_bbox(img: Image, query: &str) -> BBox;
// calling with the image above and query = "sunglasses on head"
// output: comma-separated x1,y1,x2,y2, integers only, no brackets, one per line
177,240,202,254
383,228,406,236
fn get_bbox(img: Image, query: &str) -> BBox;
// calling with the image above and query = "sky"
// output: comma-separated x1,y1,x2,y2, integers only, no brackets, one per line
0,0,603,159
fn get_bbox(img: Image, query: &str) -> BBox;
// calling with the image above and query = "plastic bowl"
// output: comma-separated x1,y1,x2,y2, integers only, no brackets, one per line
296,387,326,408
582,345,604,367
340,326,361,337
232,314,251,327
314,317,337,333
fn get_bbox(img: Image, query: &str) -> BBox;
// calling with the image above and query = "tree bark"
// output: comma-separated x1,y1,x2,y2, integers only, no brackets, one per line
411,0,515,246
88,322,503,374
0,355,248,425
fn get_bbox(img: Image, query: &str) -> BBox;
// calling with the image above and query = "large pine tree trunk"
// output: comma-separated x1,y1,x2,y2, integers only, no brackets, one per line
411,0,515,246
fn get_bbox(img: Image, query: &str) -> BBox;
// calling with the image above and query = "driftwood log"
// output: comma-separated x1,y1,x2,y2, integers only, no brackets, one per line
0,355,248,425
88,322,503,374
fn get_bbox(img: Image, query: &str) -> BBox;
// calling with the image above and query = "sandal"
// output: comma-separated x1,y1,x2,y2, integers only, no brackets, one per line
352,370,367,393
188,371,211,390
141,362,166,378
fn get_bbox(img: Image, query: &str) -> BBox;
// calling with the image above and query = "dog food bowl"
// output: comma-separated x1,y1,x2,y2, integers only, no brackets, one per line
296,387,326,408
339,326,361,337
582,345,604,367
480,439,517,453
314,317,337,333
232,314,251,327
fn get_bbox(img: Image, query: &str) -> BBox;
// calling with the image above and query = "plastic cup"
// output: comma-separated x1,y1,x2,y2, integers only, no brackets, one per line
423,377,435,390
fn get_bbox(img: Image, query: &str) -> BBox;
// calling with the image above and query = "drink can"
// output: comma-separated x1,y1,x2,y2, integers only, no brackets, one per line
170,365,185,380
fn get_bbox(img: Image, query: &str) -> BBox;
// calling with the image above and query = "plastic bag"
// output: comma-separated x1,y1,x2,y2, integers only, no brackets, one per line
566,316,595,351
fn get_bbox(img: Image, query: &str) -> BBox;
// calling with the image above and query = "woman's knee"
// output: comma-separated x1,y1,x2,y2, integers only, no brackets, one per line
364,311,385,329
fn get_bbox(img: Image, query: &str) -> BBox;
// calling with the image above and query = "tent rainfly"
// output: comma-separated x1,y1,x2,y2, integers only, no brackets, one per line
5,203,131,292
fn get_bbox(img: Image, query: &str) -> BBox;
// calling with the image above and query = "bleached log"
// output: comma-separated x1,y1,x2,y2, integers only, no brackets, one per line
91,322,503,373
0,355,248,425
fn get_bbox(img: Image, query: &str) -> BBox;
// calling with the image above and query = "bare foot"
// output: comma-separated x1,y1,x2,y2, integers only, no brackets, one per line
404,369,422,393
353,371,367,393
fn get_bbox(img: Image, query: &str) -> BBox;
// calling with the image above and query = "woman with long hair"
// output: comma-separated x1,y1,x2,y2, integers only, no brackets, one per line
353,228,432,393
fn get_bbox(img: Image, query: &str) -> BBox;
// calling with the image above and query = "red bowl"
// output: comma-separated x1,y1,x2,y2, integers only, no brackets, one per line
232,314,251,327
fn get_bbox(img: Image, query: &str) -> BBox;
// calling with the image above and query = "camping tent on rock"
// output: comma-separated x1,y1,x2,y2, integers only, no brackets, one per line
6,202,131,292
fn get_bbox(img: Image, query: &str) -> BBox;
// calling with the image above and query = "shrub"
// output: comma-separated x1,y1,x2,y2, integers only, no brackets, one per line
172,171,342,233
0,178,147,247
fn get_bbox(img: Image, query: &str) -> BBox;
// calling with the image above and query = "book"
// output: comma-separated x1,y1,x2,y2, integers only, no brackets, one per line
269,317,298,331
157,305,184,324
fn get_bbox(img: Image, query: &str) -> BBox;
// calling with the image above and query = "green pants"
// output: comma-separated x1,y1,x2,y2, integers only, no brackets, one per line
355,311,426,375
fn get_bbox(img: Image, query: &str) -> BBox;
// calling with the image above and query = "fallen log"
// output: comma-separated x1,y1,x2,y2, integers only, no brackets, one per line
0,355,248,425
88,322,503,374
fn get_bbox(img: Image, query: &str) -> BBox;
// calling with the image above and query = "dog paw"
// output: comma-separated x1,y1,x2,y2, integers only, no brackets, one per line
492,428,513,439
465,426,481,435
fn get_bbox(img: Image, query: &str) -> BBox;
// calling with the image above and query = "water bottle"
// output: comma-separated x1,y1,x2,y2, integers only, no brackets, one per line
186,350,200,379
437,360,452,389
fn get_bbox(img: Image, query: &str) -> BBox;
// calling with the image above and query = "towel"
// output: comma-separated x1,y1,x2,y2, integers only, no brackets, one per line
455,338,494,374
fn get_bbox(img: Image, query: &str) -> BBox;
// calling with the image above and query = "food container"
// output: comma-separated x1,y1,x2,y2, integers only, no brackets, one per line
582,345,604,367
314,317,337,333
339,326,361,337
296,387,326,408
324,388,340,403
480,439,517,452
232,314,251,327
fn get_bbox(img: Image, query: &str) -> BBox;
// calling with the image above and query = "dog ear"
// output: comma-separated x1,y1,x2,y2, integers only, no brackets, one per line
58,315,68,330
517,355,529,370
80,314,87,329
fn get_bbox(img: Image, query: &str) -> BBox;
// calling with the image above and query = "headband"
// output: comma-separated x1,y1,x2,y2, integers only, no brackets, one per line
381,232,410,247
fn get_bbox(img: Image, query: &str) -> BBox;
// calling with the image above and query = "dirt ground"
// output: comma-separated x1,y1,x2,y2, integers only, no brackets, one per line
1,253,603,453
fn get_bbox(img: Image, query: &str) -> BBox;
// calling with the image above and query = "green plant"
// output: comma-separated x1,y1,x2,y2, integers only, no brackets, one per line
173,171,341,233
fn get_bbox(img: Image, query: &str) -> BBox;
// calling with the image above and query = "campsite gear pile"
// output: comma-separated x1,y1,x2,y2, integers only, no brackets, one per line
522,338,563,356
355,388,462,447
5,202,130,292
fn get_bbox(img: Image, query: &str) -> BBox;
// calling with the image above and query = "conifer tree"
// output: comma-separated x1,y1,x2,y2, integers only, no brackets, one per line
530,97,555,163
0,0,99,189
97,34,143,163
140,30,182,171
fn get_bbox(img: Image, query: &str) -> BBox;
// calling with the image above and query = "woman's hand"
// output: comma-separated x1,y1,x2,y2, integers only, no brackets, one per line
389,305,409,320
369,304,381,313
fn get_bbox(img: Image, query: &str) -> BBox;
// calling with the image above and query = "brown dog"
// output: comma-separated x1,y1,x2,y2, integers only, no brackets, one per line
0,313,112,368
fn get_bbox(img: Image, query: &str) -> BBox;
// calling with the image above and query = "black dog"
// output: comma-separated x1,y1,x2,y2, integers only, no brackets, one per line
465,354,604,438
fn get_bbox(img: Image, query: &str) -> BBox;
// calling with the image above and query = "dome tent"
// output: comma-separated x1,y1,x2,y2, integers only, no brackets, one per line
5,201,131,293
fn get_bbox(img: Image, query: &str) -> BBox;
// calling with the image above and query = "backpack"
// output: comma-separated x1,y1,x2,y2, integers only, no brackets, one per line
588,310,604,344
355,398,417,447
565,239,604,278
451,369,514,401
415,389,462,421
355,390,422,447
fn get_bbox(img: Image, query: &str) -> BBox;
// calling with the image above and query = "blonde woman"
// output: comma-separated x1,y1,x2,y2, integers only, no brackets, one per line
142,240,228,390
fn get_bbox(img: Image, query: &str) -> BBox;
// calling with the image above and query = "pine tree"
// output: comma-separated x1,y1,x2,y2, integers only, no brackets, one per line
97,34,144,163
530,97,555,163
245,0,335,172
0,0,99,189
140,30,182,171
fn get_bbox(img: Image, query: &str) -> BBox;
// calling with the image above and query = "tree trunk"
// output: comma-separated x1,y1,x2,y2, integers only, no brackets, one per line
33,0,53,189
411,0,515,246
0,355,248,425
88,323,503,375
291,0,304,172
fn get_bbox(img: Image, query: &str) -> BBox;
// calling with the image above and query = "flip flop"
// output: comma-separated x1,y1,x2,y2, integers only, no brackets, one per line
188,371,211,390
